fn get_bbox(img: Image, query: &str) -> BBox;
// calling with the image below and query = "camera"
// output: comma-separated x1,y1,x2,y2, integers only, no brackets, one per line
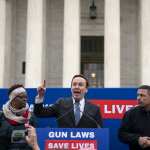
11,129,28,143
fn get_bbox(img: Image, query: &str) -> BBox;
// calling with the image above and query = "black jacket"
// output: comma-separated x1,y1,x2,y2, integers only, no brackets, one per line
0,112,36,150
34,97,103,128
118,106,150,150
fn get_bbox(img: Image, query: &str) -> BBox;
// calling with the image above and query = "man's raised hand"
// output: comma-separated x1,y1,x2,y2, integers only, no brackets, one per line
37,80,46,98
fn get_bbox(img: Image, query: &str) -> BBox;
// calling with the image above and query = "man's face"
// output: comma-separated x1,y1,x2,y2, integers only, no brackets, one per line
11,92,27,109
137,89,150,109
71,77,87,101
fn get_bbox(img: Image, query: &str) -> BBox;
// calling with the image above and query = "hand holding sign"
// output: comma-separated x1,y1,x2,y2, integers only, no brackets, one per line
37,80,46,98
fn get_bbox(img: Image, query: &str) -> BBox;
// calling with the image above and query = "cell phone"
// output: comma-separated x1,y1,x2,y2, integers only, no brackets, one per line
11,129,28,143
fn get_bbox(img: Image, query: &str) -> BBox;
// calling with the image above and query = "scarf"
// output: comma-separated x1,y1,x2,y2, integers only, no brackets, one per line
2,101,31,125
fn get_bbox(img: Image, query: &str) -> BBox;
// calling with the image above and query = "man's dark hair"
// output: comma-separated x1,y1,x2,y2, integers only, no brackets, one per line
138,85,150,95
71,74,89,88
8,84,24,96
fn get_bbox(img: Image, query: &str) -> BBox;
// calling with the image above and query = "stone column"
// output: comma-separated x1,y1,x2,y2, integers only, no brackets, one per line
104,0,120,87
0,0,6,87
0,0,12,87
139,0,150,84
63,0,80,87
25,0,46,87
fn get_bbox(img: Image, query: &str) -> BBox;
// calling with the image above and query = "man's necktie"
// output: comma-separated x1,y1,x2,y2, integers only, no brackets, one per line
74,102,80,125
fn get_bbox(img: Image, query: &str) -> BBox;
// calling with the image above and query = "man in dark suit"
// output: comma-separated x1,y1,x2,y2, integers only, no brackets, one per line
34,74,102,128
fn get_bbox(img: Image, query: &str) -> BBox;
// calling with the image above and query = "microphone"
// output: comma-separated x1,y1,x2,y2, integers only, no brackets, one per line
55,107,74,121
54,101,101,128
80,110,101,128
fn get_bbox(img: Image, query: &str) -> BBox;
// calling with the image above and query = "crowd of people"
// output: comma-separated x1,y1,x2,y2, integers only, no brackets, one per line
0,74,150,150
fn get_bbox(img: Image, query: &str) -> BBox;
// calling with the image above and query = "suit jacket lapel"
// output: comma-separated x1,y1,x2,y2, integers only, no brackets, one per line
67,98,75,125
83,101,91,114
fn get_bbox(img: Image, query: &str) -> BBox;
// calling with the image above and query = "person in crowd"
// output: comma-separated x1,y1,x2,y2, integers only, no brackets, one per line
118,85,150,150
0,84,36,150
26,125,40,150
34,74,102,128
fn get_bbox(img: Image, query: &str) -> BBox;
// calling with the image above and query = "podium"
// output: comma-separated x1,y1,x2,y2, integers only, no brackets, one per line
36,128,109,150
